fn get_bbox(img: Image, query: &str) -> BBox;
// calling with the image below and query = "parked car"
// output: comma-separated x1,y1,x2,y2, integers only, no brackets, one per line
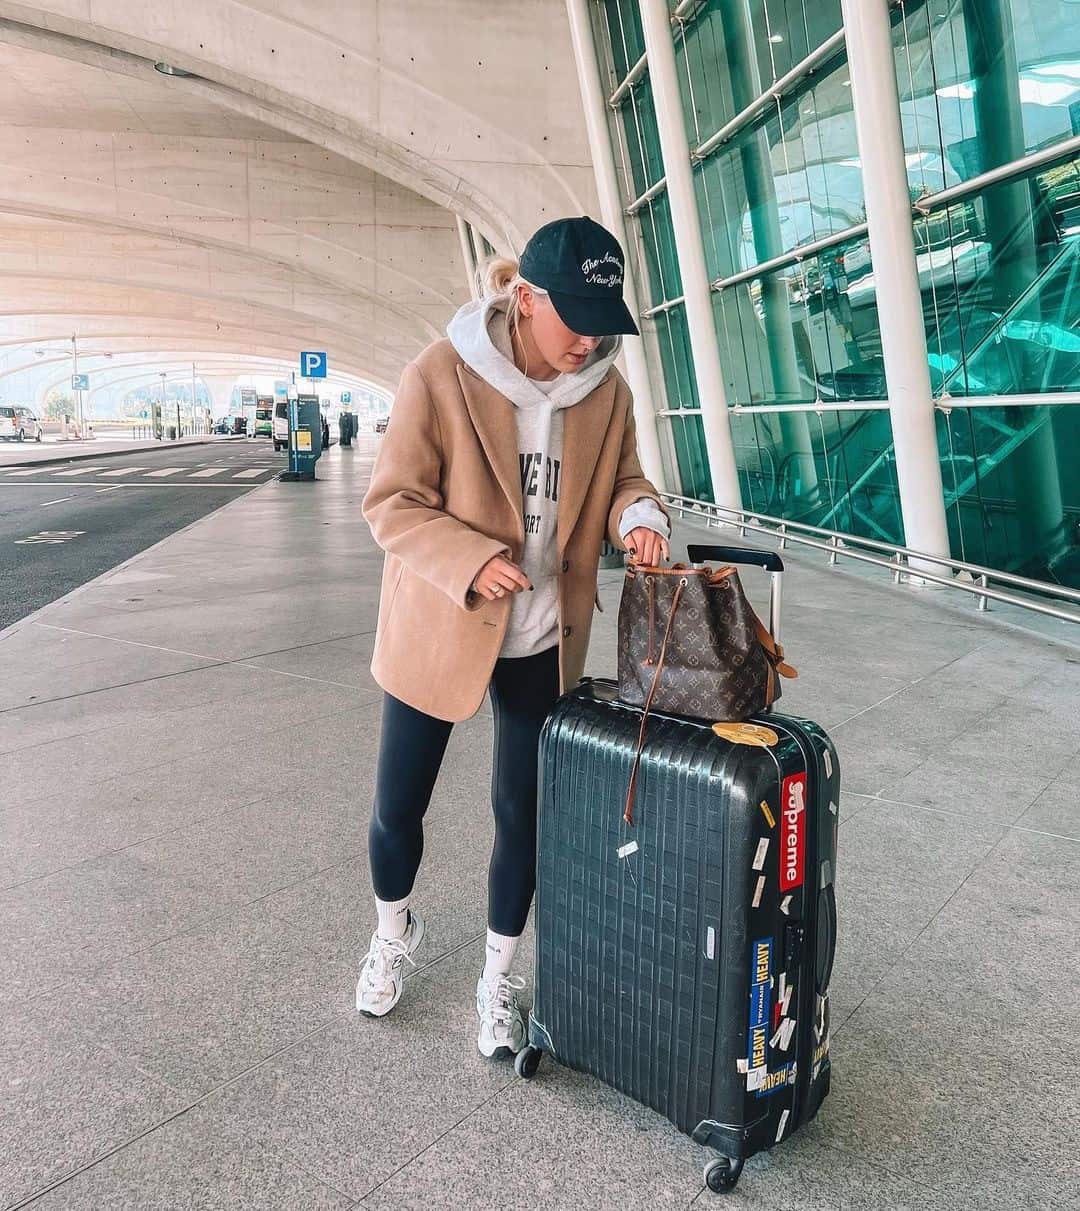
0,405,43,442
374,415,390,434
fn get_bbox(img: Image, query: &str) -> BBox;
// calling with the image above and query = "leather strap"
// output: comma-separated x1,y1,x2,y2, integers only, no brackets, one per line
623,578,685,826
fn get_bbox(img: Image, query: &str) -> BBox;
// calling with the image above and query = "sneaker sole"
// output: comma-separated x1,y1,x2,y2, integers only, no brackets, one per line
477,1030,525,1059
356,913,426,1018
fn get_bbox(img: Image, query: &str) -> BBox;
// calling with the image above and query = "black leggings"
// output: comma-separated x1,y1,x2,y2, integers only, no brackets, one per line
368,646,560,937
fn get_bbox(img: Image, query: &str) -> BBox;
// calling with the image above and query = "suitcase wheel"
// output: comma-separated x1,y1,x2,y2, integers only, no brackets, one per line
703,1157,743,1193
514,1045,543,1080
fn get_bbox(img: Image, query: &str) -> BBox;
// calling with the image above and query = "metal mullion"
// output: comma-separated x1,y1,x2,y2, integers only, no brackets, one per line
710,223,869,292
691,30,846,164
915,134,1080,216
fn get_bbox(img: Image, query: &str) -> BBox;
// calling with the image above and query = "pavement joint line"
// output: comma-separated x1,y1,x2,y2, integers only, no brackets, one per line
0,629,377,716
4,929,493,1209
29,621,377,692
0,657,233,717
851,790,1077,843
1,679,382,813
834,823,1013,1043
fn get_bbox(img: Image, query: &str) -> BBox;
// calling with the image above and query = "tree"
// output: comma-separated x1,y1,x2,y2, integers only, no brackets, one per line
43,392,75,421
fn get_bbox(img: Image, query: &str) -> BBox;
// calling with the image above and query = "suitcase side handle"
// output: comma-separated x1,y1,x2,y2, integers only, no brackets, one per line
686,544,784,573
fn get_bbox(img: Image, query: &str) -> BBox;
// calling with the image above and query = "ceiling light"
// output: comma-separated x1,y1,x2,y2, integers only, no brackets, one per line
154,62,196,78
768,34,784,44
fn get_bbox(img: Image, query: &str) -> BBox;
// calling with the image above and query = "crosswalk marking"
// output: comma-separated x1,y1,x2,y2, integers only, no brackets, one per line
144,467,186,478
99,467,149,477
3,468,49,476
52,466,109,476
189,467,229,478
231,468,267,478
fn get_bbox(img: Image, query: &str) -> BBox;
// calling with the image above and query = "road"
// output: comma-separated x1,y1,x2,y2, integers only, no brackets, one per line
0,439,285,629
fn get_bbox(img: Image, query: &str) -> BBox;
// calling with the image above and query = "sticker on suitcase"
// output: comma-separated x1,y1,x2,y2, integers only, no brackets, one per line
746,938,772,1089
780,772,807,893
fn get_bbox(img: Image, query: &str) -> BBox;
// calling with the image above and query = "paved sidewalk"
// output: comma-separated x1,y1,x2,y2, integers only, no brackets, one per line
1,437,1078,1209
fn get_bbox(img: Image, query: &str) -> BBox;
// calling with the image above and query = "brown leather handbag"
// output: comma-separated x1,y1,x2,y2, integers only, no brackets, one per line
617,554,797,824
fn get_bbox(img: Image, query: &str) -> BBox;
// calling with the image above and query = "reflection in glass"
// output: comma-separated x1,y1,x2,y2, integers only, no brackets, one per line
713,233,886,407
938,404,1079,586
729,409,903,542
896,0,1080,196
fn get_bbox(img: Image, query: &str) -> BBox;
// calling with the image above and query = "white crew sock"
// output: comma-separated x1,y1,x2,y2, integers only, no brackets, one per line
375,896,411,941
482,929,521,981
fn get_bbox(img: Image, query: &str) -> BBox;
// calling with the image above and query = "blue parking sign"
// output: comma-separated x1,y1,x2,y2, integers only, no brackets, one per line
71,373,89,390
340,390,352,405
300,351,327,379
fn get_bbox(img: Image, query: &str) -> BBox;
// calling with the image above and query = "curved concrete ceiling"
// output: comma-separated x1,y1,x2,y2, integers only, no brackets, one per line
0,1,596,249
0,5,600,391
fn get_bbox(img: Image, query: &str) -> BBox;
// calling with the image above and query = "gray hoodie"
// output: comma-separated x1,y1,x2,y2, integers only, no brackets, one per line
447,295,669,659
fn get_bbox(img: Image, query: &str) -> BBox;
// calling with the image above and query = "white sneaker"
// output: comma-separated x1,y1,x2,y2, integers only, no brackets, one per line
476,972,527,1057
356,911,425,1018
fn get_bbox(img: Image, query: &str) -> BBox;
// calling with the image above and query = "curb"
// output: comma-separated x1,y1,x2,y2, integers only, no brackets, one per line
0,435,248,471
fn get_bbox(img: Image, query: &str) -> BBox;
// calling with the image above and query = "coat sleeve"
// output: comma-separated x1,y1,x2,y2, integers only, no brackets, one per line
606,397,669,548
362,361,510,610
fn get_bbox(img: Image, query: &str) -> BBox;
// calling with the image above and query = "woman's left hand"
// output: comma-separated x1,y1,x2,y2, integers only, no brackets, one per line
624,526,669,567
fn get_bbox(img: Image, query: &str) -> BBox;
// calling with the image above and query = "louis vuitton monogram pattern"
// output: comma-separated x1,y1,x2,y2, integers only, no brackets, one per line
617,567,781,722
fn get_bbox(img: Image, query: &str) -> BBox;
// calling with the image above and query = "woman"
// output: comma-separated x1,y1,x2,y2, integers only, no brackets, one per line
358,216,670,1057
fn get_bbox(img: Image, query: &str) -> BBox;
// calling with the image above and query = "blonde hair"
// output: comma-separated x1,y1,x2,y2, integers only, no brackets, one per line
477,255,547,337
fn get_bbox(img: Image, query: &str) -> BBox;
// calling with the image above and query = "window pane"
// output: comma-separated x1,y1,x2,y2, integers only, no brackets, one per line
713,232,885,407
621,80,665,200
693,56,860,281
938,403,1080,587
639,192,683,303
896,0,1080,197
601,0,645,86
729,407,904,542
654,305,698,410
678,0,844,141
920,155,1080,395
666,412,714,501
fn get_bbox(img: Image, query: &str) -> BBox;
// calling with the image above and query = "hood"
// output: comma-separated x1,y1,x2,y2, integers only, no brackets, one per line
446,295,621,410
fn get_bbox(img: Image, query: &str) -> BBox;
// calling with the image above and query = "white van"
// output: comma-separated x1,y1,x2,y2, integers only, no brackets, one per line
272,400,289,451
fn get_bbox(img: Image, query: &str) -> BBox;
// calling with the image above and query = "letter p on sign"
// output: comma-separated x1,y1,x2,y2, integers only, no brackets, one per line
300,351,327,379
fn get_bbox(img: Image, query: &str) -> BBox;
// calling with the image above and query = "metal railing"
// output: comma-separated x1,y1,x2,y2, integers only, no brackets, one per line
661,493,1080,627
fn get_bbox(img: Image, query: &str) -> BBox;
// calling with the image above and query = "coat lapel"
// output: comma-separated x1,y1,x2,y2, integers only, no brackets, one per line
457,365,523,533
558,375,617,552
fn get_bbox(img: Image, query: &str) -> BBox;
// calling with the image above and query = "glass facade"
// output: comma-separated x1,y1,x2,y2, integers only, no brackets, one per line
598,0,1079,587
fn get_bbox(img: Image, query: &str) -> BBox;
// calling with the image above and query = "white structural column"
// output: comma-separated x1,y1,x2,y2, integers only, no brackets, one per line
841,0,951,566
566,0,667,491
637,0,742,512
456,215,480,301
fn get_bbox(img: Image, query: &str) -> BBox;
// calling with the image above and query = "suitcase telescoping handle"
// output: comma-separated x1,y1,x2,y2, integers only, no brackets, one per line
686,544,784,642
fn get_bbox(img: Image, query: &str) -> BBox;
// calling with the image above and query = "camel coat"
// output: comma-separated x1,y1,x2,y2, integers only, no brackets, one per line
362,338,666,722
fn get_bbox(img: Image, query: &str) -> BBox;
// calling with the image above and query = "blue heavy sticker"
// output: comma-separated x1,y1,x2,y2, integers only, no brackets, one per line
747,937,772,1078
755,1062,795,1098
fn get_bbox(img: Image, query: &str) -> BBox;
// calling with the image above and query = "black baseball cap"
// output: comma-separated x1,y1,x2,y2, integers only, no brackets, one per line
518,216,639,337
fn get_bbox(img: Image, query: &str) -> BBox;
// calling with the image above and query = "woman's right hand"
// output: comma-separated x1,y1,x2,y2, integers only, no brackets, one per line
470,554,532,601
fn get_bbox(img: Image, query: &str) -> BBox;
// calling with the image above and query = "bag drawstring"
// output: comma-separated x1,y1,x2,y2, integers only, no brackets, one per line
623,579,685,827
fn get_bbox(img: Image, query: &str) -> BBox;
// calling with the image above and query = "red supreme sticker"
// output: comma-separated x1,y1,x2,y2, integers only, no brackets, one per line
780,772,807,892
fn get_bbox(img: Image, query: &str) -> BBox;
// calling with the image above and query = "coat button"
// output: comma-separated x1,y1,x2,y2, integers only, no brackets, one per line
562,625,573,637
561,559,569,573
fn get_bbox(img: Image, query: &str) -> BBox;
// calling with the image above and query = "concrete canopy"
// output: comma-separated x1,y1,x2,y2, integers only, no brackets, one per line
0,5,596,391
